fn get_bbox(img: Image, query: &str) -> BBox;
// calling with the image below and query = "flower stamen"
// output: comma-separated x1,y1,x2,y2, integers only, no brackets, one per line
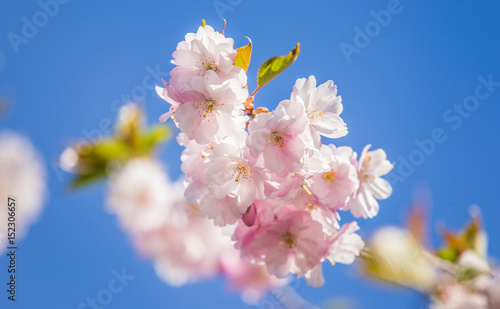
322,169,336,182
282,231,297,249
269,131,286,147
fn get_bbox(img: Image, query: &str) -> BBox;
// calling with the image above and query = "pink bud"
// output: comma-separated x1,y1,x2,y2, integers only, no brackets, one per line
242,204,257,227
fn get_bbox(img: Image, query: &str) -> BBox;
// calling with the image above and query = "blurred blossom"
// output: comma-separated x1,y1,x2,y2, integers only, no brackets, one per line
106,157,287,302
361,226,436,291
361,206,500,308
0,131,47,251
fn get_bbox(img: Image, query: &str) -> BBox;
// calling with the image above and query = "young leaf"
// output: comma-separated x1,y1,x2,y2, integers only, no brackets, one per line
136,125,171,154
257,42,300,88
234,37,252,72
71,168,107,189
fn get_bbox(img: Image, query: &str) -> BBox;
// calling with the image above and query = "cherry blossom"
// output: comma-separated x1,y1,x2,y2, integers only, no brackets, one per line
237,207,329,278
291,75,347,146
0,132,47,252
247,99,309,177
348,145,394,218
307,144,359,210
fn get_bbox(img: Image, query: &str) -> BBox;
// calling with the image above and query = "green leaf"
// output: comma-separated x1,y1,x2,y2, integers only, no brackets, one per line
93,140,129,161
70,167,107,189
437,247,459,262
257,42,300,88
234,37,252,72
136,125,171,154
457,268,480,282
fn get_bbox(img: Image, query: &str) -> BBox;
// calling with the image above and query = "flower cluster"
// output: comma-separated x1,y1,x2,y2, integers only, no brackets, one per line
155,24,394,286
106,157,286,302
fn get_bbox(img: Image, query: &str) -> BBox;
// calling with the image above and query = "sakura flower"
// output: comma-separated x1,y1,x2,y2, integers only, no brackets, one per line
198,193,244,226
348,145,394,218
156,79,183,122
307,144,359,210
136,207,233,286
327,221,365,265
124,170,236,288
174,71,248,144
0,132,47,252
178,133,213,203
303,221,363,287
106,158,173,231
247,99,309,177
170,25,245,91
180,133,262,226
291,76,347,147
205,138,266,210
243,209,330,278
286,185,341,236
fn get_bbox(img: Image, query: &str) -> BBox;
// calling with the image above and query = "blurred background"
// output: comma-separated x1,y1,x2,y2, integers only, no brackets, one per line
0,0,499,308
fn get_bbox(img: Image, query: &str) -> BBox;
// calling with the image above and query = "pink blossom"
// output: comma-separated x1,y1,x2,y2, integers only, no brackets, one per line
220,253,287,303
291,76,347,147
205,137,266,209
1,132,47,252
169,25,244,91
174,71,248,144
247,99,309,177
348,145,394,218
156,78,183,122
241,209,330,278
307,144,359,210
327,221,365,265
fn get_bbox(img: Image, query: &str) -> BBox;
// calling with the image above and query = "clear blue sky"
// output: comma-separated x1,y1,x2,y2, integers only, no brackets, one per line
1,1,499,308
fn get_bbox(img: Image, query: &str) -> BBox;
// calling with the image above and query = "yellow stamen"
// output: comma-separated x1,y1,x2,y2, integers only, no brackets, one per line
203,98,217,118
309,111,323,120
305,203,317,212
234,161,251,182
201,60,219,73
302,184,313,195
282,231,297,249
269,131,286,147
322,169,336,182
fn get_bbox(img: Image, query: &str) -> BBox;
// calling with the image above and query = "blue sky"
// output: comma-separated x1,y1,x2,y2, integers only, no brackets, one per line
1,0,499,308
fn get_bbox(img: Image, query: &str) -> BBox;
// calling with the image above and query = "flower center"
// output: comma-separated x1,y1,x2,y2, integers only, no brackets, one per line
308,110,323,122
269,131,286,147
282,231,297,249
233,161,252,182
359,172,376,181
203,98,218,118
201,60,219,73
136,187,151,207
322,169,336,182
305,203,317,212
